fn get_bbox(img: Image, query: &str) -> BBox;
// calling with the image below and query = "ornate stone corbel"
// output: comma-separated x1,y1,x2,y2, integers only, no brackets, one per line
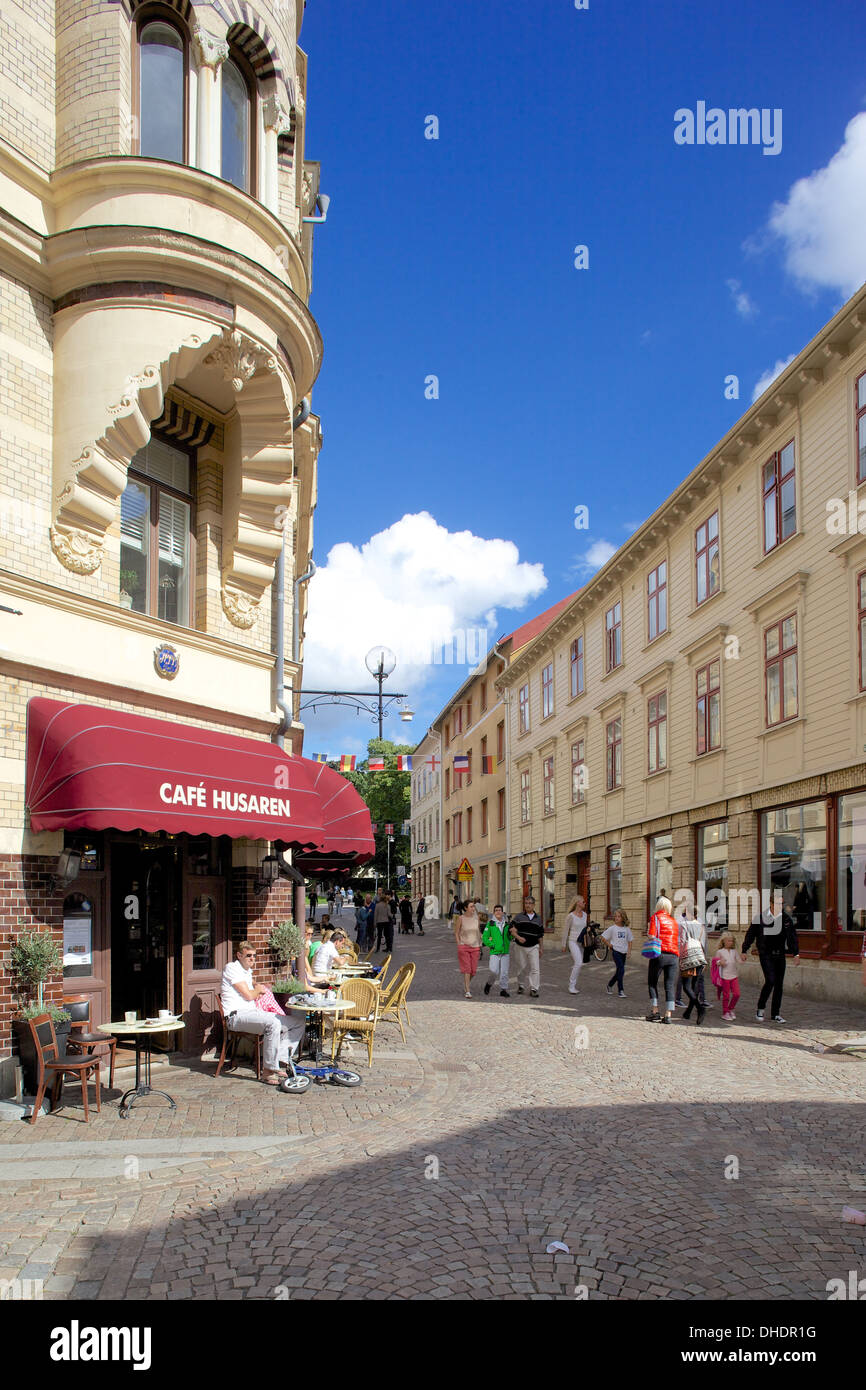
221,583,260,630
203,329,277,394
263,93,293,137
192,27,229,71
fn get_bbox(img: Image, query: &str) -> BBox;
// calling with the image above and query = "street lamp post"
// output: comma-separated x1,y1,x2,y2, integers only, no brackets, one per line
366,646,396,739
297,645,415,735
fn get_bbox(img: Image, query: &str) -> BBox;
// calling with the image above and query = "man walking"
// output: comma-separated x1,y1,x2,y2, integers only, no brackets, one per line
509,896,544,997
308,887,317,923
482,904,511,997
374,890,394,953
741,906,799,1023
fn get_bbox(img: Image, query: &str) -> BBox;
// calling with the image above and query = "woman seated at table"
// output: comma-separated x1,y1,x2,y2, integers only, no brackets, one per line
309,928,352,979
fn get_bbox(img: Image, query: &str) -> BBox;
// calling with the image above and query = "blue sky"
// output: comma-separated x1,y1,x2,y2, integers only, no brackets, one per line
297,0,866,756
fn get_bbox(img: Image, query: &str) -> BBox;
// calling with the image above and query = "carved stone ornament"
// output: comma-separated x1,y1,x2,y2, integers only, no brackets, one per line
302,172,313,213
263,94,292,136
221,584,260,630
192,27,229,71
203,329,277,394
50,525,103,575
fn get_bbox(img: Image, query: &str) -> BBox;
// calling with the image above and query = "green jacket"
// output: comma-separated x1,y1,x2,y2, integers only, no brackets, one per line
482,917,510,956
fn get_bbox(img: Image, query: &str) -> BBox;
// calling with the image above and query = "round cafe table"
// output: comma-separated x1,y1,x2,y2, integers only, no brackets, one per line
98,1019,185,1118
285,997,354,1062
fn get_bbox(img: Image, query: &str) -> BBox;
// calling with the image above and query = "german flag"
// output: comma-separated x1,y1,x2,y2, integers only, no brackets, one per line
481,755,497,774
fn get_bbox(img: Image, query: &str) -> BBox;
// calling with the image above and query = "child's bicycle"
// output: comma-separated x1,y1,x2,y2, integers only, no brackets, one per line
584,922,609,963
279,1057,362,1093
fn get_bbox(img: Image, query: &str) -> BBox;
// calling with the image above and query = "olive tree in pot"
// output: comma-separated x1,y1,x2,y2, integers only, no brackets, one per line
11,930,71,1094
269,920,304,1009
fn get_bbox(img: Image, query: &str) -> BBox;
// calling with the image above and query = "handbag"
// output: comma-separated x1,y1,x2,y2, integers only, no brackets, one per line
642,934,662,960
680,935,707,973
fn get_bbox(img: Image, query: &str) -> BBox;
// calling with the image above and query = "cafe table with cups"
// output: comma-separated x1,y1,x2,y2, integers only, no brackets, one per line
98,1009,185,1118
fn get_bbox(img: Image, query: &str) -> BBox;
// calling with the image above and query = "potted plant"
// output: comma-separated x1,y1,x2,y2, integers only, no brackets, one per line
119,568,139,608
11,929,69,1093
269,920,303,1009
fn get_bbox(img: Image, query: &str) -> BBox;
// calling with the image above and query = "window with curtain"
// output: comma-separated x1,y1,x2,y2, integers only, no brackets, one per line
120,436,193,625
221,55,253,191
138,18,186,163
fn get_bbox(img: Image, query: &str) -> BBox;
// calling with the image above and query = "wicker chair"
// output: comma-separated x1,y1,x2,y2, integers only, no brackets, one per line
372,953,392,989
330,979,380,1068
361,947,375,962
376,962,416,1043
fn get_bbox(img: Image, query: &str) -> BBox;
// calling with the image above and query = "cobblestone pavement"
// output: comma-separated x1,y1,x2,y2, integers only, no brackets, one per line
1,921,865,1301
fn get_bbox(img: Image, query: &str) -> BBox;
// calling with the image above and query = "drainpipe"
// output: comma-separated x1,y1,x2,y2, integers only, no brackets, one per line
274,397,312,750
492,640,511,914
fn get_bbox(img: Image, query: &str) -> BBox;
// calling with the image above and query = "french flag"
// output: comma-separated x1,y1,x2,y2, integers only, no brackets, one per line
397,755,413,771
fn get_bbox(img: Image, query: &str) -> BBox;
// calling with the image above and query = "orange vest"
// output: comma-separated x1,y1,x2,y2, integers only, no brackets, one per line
649,911,679,955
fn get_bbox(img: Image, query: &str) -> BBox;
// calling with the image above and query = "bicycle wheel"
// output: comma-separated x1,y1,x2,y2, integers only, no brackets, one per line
329,1069,362,1087
280,1074,311,1094
592,944,609,963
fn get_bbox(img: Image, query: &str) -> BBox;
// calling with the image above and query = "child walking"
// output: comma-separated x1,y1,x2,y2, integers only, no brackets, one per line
714,932,741,1020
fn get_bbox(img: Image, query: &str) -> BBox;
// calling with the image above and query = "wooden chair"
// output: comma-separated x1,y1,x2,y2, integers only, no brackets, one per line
215,996,263,1080
376,962,416,1043
64,994,116,1089
372,953,392,989
28,1014,101,1126
330,979,380,1068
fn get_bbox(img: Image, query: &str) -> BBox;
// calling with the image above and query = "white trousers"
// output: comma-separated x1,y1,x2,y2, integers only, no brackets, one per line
228,1009,305,1072
511,943,540,992
567,940,584,991
487,953,510,989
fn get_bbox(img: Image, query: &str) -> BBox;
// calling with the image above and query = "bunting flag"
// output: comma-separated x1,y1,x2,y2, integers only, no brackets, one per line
339,754,356,772
401,820,411,835
396,755,413,771
309,753,328,764
385,823,394,834
453,754,470,774
426,755,441,770
368,757,385,772
481,755,497,774
371,822,378,833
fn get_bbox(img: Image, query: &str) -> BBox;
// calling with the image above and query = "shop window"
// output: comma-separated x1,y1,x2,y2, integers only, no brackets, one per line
520,768,531,824
695,511,720,605
765,614,798,726
839,792,866,933
649,832,673,910
570,635,585,697
697,821,729,928
607,845,621,914
571,738,586,804
543,755,555,815
137,13,188,163
605,716,622,790
605,602,622,672
647,562,667,641
762,802,826,931
120,435,193,625
221,52,256,192
518,684,530,735
647,691,667,773
857,372,866,484
541,663,554,719
542,857,555,927
696,659,721,755
762,441,796,553
62,893,94,978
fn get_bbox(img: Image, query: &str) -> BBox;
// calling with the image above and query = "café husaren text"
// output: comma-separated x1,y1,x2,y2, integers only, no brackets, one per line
159,782,291,817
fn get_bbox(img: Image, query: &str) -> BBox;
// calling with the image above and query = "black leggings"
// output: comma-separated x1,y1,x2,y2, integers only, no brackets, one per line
647,953,679,1010
681,968,705,1016
757,953,786,1016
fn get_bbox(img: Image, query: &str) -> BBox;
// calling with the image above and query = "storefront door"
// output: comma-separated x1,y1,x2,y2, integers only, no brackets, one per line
110,840,179,1022
575,852,591,913
182,877,228,1053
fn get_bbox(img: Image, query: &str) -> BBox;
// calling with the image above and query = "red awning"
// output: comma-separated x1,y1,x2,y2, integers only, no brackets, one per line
25,698,374,863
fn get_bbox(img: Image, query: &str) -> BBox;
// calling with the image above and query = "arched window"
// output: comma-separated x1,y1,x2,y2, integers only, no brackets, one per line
137,12,188,163
221,52,255,192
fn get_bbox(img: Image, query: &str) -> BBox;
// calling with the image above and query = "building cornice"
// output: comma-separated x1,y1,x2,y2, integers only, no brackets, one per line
743,570,810,621
497,284,866,687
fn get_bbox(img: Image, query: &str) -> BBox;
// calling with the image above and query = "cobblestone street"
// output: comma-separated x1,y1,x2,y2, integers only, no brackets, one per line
1,923,865,1301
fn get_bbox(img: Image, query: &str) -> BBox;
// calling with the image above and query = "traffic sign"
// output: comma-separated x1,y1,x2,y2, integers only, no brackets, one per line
456,857,474,880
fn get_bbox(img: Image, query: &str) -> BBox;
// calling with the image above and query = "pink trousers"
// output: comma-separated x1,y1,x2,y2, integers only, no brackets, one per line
721,978,740,1013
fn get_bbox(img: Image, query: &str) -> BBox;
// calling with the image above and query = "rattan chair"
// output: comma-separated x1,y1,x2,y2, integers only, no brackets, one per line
376,962,416,1043
372,953,392,989
330,979,380,1068
361,947,375,962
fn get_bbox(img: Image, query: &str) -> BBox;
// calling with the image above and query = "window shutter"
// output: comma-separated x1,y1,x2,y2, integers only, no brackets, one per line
120,483,148,551
158,494,189,567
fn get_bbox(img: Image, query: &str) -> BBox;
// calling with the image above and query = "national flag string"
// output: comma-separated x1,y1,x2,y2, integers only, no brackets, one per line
309,753,328,764
339,754,356,773
396,755,413,771
368,756,385,772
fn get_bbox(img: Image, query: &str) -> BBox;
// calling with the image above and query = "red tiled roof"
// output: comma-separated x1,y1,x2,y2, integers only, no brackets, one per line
502,590,581,654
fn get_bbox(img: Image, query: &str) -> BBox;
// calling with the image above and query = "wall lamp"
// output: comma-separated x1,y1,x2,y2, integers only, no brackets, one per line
255,853,281,895
52,848,81,892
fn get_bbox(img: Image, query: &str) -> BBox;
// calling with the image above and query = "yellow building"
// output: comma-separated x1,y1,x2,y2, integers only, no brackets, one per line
497,282,866,1005
0,1,372,1092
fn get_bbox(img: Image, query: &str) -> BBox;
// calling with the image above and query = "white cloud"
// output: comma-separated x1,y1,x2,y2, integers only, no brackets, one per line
302,512,548,707
751,353,796,402
726,278,757,319
572,538,617,577
766,110,866,297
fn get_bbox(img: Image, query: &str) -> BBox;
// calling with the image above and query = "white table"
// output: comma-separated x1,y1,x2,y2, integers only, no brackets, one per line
98,1019,185,1118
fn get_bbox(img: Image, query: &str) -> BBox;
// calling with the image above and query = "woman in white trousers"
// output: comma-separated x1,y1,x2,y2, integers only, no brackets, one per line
561,896,588,994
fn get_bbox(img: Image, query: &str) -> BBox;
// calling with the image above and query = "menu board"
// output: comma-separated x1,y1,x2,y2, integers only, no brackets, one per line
63,916,92,967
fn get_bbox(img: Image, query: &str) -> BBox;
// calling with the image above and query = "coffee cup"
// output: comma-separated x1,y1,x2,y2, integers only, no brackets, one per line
158,1009,172,1020
124,1010,136,1024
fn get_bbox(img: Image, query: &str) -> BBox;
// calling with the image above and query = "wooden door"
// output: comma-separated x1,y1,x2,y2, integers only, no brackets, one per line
181,877,228,1053
576,853,591,913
